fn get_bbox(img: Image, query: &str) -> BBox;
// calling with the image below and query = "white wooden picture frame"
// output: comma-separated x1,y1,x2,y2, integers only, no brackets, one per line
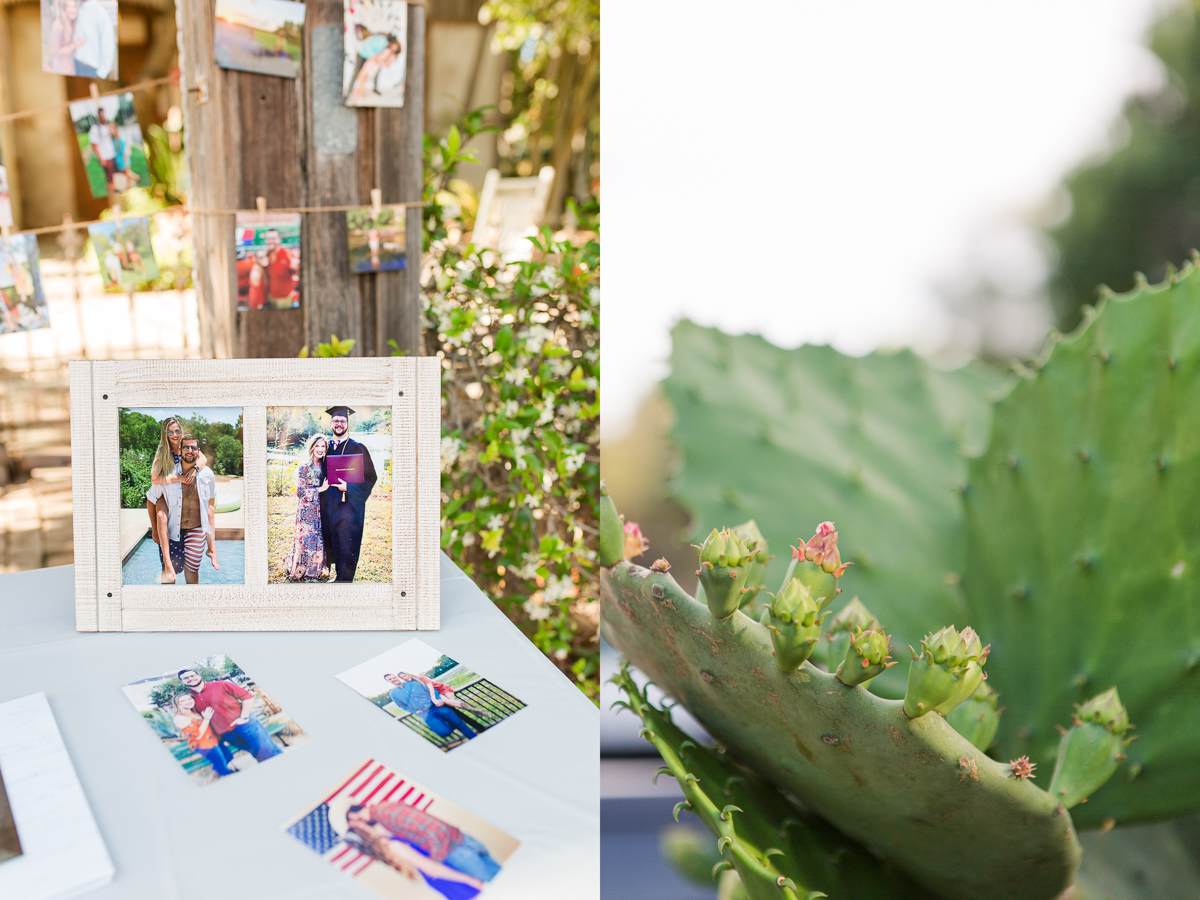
69,358,440,631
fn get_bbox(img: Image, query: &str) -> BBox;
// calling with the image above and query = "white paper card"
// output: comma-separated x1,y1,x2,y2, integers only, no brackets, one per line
0,693,115,900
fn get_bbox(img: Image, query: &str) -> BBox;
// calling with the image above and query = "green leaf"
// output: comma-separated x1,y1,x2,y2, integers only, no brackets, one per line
665,321,1004,695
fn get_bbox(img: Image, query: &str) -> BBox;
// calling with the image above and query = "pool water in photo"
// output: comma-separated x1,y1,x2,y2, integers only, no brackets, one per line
122,538,245,584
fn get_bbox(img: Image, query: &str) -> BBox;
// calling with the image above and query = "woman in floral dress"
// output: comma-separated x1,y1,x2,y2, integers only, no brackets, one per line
284,434,330,580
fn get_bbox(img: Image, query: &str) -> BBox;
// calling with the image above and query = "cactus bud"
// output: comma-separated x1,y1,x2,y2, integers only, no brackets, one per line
598,485,624,567
697,529,754,619
761,578,825,671
903,625,988,718
802,521,852,577
650,558,671,573
1048,688,1133,808
946,681,1002,751
731,520,772,611
836,629,896,687
623,522,650,560
823,597,880,673
1009,756,1037,780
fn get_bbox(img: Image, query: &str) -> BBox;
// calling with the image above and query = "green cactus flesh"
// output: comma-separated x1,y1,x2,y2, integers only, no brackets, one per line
963,268,1200,827
611,666,935,900
601,563,1082,900
664,321,1006,696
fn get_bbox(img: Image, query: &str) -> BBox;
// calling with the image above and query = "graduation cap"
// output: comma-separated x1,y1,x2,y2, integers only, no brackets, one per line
325,406,355,419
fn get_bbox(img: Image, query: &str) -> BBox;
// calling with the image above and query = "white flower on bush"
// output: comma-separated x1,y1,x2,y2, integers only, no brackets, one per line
562,449,586,475
502,399,520,419
513,553,541,580
487,514,504,531
523,597,552,621
554,648,569,661
461,532,476,547
537,396,556,426
504,366,530,385
524,325,554,353
548,357,573,380
440,436,464,473
543,574,574,603
510,427,531,445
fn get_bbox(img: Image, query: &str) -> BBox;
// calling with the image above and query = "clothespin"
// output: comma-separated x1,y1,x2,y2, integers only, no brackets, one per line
57,213,84,262
112,198,122,228
256,196,267,224
0,225,10,238
89,82,100,103
195,75,209,105
370,188,382,218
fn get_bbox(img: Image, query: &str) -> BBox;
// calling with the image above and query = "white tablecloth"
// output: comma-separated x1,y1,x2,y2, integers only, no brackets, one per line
0,558,598,899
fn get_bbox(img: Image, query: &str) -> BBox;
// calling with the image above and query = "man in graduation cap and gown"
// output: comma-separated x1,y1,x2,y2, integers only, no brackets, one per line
319,406,378,582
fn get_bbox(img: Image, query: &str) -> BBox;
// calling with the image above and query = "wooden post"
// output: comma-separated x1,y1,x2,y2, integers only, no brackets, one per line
178,0,424,359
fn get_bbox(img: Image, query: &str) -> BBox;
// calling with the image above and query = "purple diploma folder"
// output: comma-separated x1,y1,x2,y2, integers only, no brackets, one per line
326,454,365,486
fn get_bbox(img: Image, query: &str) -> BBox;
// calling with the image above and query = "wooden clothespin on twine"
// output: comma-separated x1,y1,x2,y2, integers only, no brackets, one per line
57,213,84,262
111,199,122,228
256,196,267,224
195,75,209,105
89,82,100,103
370,188,382,218
0,224,10,238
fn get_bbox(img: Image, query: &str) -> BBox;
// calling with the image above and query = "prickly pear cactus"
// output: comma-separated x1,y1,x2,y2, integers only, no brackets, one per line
963,267,1200,827
664,321,1005,695
601,547,1087,900
611,666,937,900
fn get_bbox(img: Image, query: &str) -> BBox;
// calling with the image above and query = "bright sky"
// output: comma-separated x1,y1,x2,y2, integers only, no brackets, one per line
126,407,242,425
216,0,305,33
601,0,1175,440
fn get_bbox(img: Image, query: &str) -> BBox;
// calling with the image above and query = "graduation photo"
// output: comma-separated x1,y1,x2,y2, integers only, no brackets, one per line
266,405,392,583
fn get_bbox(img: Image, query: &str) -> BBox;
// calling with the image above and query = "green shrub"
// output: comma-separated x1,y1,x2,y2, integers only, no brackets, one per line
267,461,299,497
119,448,152,508
214,435,244,476
424,110,599,700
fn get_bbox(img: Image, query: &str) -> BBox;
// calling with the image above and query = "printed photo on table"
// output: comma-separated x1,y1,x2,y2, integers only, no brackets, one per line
40,0,116,78
343,0,407,107
236,212,301,309
283,758,520,899
347,205,406,273
336,639,526,751
0,763,20,865
215,0,305,79
0,235,50,336
0,148,11,228
121,654,308,786
117,407,245,585
88,216,159,292
267,405,391,583
68,92,151,199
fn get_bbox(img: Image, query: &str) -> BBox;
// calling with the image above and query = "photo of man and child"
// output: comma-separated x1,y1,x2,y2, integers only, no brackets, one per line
122,654,308,786
236,213,301,310
40,0,117,79
284,758,519,899
347,205,406,273
343,0,408,107
337,640,526,751
0,234,50,336
67,93,152,199
117,407,245,586
88,217,159,292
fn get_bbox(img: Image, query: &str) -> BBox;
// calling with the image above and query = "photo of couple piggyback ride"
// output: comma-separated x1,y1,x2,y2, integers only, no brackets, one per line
268,405,392,584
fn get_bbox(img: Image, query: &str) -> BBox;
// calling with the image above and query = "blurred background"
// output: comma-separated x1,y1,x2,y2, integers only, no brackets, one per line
601,0,1200,895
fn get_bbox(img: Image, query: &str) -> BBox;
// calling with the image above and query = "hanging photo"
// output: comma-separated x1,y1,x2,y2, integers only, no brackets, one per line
346,205,406,273
40,0,117,79
0,234,50,336
215,0,306,79
0,148,11,229
283,758,520,898
88,216,160,292
121,653,309,785
67,93,151,199
343,0,407,107
235,212,301,310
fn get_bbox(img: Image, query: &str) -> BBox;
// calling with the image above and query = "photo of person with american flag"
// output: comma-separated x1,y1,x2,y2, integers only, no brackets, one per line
282,758,520,898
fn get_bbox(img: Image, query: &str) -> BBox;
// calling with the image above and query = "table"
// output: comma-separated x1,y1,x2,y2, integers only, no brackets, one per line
0,558,598,899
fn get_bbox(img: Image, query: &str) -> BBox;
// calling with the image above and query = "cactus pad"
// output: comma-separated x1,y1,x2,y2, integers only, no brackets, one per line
664,321,1005,695
602,562,1082,900
963,268,1200,827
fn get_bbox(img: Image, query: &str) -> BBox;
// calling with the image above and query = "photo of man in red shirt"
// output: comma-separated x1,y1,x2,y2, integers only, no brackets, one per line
265,229,298,308
178,667,282,763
